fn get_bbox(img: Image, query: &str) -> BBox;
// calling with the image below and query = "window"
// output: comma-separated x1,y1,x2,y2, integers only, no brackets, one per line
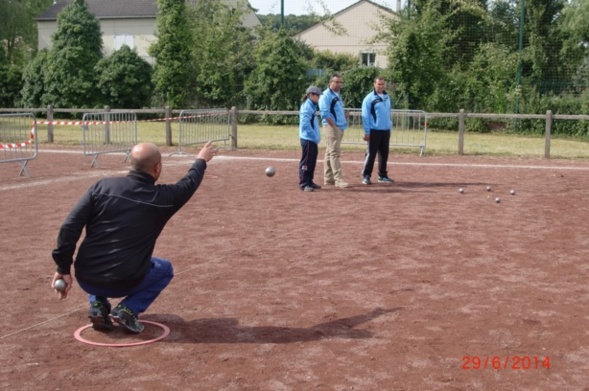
361,52,376,67
306,69,325,79
114,35,134,50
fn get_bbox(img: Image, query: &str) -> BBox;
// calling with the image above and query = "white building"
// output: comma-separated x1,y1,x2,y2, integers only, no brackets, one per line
295,0,398,68
36,0,261,64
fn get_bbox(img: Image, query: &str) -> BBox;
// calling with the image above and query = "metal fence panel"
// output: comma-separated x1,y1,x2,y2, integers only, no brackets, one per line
175,109,230,155
344,109,429,156
0,113,38,176
81,111,137,167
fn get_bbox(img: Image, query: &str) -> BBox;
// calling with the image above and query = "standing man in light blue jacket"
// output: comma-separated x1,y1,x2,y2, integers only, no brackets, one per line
319,73,349,188
361,76,394,185
298,86,323,192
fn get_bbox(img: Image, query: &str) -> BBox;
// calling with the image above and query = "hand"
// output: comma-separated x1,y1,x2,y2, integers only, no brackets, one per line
197,141,217,162
52,272,73,300
363,134,370,142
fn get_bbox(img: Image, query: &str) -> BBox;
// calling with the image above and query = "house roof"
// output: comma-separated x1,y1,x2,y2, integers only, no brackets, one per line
295,0,396,37
36,0,160,21
344,0,395,15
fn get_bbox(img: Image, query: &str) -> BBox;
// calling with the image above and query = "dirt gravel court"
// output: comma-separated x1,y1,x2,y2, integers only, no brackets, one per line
0,148,588,391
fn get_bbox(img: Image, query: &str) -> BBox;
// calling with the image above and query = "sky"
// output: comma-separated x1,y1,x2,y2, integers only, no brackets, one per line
247,0,399,16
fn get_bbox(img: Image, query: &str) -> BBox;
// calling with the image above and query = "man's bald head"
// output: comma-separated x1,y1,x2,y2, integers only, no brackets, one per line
130,143,162,179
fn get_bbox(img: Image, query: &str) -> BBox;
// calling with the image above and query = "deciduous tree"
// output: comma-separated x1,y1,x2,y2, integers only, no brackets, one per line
0,0,53,65
386,3,455,110
20,49,48,107
149,0,193,108
244,29,307,111
95,45,153,109
188,0,255,107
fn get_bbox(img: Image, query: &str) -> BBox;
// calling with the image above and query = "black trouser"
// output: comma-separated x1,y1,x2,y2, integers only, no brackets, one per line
299,139,318,189
362,130,390,178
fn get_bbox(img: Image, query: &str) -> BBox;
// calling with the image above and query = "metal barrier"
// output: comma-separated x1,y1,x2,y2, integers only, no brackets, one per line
0,113,38,177
344,109,429,156
174,109,231,155
81,111,137,167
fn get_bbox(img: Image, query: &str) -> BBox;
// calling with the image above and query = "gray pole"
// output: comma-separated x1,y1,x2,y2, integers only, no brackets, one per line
47,105,54,143
458,109,465,155
544,110,552,159
281,0,284,26
165,106,172,146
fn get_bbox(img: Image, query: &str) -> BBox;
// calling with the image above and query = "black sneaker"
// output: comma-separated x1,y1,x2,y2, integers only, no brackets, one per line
310,183,322,190
378,176,394,183
362,176,372,185
110,304,145,333
302,185,315,192
88,301,113,331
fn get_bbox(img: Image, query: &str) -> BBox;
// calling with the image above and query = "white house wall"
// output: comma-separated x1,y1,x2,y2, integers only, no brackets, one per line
36,0,259,64
296,1,396,68
101,19,156,64
37,21,57,52
37,18,156,63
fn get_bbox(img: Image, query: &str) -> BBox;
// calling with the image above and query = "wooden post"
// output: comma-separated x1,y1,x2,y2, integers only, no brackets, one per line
230,106,238,150
47,105,54,143
458,109,465,155
104,105,111,144
165,106,172,146
544,110,552,159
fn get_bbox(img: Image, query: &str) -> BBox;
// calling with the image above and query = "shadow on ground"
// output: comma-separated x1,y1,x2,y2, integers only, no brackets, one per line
145,307,401,344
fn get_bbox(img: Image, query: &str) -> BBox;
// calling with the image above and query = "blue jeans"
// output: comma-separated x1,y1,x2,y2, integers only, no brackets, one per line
78,257,174,316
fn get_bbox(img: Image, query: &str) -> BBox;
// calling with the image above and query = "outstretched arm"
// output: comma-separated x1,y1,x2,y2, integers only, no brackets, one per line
197,141,216,162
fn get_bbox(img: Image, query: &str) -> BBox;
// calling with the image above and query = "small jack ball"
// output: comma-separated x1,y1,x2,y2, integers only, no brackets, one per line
459,188,464,193
495,197,501,203
265,166,276,177
54,279,67,292
510,189,516,195
486,186,492,191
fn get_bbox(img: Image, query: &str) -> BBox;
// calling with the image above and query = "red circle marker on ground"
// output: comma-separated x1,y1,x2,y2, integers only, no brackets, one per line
74,320,170,347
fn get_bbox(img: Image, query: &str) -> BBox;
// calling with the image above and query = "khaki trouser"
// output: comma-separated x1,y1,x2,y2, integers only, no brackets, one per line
323,125,344,183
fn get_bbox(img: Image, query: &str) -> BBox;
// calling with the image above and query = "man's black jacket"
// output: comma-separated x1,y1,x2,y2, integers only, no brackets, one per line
52,159,207,289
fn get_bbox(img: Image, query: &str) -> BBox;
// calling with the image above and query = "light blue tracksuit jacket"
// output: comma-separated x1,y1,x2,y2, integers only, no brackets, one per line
299,99,321,144
361,90,392,135
319,88,348,130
